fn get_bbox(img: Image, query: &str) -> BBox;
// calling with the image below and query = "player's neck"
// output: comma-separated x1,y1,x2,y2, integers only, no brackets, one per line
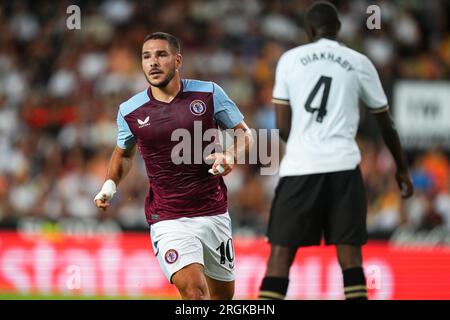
315,34,338,41
150,76,182,104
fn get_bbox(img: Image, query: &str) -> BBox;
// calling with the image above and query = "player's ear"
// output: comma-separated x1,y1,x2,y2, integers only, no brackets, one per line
175,53,182,70
306,26,315,41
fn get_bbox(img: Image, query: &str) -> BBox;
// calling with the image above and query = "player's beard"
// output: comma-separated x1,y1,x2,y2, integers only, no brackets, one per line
146,67,176,88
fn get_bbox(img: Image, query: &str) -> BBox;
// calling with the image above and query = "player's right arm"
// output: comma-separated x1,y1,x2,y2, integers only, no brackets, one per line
275,103,292,142
272,52,292,142
94,145,137,210
94,107,137,209
358,55,413,199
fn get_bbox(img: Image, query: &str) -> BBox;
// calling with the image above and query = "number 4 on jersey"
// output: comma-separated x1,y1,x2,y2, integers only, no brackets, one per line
304,76,332,123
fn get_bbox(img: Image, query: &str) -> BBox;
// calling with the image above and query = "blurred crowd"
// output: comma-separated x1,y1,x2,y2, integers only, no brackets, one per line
0,0,449,237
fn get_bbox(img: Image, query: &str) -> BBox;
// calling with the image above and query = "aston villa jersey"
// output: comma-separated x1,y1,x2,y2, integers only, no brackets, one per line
116,79,244,225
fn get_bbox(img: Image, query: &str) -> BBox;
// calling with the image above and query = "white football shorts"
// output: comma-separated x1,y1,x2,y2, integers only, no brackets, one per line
150,212,235,283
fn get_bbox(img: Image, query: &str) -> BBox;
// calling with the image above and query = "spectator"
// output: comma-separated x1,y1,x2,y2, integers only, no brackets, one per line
0,0,449,237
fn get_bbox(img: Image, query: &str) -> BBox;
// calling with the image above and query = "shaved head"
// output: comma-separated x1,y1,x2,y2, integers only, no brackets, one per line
305,1,341,41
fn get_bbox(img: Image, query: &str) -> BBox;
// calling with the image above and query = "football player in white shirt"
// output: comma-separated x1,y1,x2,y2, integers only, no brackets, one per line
258,1,413,300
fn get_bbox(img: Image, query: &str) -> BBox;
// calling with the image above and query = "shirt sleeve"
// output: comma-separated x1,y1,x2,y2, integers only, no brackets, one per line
358,55,389,113
116,108,136,149
272,53,290,105
212,82,244,129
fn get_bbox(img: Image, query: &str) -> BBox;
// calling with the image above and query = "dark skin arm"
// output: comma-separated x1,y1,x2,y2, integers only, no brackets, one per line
275,103,292,142
372,108,414,198
275,102,413,198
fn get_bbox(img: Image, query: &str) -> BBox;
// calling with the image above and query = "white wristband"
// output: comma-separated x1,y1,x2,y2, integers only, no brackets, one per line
94,179,117,202
208,164,225,176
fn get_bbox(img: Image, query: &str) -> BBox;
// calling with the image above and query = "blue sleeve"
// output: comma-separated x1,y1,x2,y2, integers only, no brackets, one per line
212,82,244,129
116,109,136,149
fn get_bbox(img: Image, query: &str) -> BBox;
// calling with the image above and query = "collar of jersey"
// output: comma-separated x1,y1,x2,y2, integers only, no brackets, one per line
147,80,184,105
316,38,339,46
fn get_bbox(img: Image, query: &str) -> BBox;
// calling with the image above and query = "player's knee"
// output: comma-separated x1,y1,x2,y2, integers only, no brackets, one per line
179,283,209,300
210,287,234,300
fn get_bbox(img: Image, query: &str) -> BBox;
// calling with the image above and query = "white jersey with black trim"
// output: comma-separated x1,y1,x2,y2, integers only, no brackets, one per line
273,38,388,176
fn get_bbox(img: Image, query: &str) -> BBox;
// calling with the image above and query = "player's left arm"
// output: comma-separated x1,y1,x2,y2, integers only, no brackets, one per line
373,110,414,198
207,82,253,176
358,55,413,198
272,52,291,142
207,121,253,176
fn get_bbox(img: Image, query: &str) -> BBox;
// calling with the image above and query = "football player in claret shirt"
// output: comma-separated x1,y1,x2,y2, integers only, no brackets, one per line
258,1,413,300
94,32,252,300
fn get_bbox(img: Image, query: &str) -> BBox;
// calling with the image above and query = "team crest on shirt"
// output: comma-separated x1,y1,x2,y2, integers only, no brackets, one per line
189,100,206,116
164,249,179,264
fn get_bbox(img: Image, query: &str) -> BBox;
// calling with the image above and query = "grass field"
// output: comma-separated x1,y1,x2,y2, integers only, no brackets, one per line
0,292,175,300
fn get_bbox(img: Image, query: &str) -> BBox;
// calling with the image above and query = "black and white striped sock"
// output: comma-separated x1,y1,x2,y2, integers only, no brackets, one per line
343,267,368,300
258,277,289,300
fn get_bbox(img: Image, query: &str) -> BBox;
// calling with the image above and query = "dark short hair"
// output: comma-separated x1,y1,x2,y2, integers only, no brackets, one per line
143,32,181,53
305,1,340,35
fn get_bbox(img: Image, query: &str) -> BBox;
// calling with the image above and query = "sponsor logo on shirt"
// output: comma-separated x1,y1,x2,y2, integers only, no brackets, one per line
137,116,150,128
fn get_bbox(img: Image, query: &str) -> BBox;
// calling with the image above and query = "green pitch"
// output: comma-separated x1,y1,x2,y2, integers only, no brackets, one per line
0,292,175,300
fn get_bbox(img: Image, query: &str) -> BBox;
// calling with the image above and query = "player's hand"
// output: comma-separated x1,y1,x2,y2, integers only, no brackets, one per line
94,179,117,210
206,151,234,176
395,170,414,199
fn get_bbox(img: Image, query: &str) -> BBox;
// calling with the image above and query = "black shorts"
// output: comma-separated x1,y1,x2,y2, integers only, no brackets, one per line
267,167,368,247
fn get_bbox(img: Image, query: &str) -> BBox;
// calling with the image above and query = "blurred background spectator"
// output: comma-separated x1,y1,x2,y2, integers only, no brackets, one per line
0,0,449,240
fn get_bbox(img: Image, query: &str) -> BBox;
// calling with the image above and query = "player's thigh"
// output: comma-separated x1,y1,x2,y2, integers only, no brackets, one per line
267,175,327,247
150,220,205,284
205,275,234,300
324,167,368,245
200,213,235,284
172,263,210,300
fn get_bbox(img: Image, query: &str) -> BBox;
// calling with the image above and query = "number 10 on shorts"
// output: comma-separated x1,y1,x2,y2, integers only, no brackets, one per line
216,238,234,266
